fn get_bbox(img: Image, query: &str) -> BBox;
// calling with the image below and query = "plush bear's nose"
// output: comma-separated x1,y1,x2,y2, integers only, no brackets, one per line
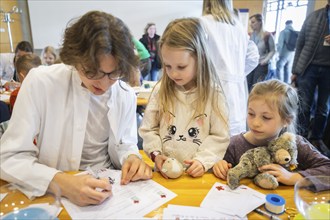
275,149,292,164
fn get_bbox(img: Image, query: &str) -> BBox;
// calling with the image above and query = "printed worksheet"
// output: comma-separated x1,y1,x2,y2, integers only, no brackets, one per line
200,182,265,218
62,169,177,219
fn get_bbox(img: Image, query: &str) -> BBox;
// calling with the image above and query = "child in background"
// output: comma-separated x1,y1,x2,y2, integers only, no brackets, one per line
213,79,330,185
41,46,57,66
139,18,230,178
9,54,42,111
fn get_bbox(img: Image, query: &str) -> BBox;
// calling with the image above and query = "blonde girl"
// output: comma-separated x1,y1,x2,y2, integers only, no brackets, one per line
139,18,229,178
213,79,330,185
41,46,57,66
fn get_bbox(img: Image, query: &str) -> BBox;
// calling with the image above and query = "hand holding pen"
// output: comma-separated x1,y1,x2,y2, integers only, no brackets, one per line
86,166,114,191
50,170,113,206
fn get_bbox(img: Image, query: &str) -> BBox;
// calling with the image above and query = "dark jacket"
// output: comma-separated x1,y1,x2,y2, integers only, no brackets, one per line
292,4,329,75
139,34,161,69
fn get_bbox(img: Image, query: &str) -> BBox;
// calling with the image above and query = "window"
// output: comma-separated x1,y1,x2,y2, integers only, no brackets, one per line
265,0,308,41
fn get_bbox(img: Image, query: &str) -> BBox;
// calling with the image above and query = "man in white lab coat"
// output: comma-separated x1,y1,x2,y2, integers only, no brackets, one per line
0,11,152,206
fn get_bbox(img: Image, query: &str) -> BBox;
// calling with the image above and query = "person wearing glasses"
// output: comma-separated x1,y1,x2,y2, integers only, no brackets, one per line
0,11,152,206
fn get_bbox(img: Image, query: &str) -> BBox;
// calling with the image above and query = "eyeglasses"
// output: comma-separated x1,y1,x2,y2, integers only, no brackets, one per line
80,66,123,80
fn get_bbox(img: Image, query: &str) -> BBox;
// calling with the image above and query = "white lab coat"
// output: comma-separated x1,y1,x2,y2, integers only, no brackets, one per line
200,15,259,136
0,63,140,198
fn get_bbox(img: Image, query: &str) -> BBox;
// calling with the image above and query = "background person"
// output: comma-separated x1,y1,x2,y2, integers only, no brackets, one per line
9,54,42,111
276,20,296,84
291,0,330,157
247,14,276,92
200,0,259,136
41,46,57,66
139,23,161,81
12,41,34,82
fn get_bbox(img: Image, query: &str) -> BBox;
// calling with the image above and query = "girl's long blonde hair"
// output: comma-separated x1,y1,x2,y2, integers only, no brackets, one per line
158,17,227,124
202,0,235,25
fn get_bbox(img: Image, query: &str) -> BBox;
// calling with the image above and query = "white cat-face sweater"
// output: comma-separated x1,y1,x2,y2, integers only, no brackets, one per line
139,84,230,171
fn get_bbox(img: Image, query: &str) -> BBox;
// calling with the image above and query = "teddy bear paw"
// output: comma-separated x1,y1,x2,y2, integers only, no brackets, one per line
254,173,279,189
227,172,240,190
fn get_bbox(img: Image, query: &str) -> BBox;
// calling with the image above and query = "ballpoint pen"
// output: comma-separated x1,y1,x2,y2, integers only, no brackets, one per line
86,166,115,184
86,166,99,179
254,208,282,220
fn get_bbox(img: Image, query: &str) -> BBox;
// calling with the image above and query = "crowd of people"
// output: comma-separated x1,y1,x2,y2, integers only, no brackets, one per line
0,0,329,208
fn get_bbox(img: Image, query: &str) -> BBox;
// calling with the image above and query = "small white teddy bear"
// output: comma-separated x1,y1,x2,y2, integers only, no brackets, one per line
161,158,184,179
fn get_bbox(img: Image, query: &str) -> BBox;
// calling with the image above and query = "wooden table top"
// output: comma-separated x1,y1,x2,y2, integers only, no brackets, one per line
1,91,148,106
0,151,298,219
137,97,148,106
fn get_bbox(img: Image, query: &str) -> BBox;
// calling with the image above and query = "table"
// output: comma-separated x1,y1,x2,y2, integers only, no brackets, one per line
137,97,148,106
0,152,298,219
1,91,148,106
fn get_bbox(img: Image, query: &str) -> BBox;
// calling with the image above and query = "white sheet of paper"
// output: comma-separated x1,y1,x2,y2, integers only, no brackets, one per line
62,169,177,219
163,204,246,220
0,94,10,102
0,193,8,202
200,182,265,218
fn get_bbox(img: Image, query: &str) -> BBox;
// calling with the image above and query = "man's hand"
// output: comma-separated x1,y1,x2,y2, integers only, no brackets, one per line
290,74,297,86
121,154,152,185
50,172,112,206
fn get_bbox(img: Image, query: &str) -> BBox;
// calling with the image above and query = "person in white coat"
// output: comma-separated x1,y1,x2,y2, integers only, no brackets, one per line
200,0,259,136
0,11,152,206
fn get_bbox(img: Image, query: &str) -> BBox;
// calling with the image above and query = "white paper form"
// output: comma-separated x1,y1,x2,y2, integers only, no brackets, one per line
62,169,177,219
163,204,246,220
200,182,265,218
0,193,7,202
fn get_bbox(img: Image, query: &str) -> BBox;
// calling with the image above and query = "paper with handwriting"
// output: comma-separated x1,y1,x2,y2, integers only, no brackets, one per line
61,169,177,219
200,182,265,218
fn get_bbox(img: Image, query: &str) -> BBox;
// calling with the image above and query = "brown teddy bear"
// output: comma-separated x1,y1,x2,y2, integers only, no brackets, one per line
227,132,298,190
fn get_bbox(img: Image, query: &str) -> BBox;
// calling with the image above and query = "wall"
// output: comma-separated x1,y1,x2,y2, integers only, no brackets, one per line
0,0,24,53
0,0,326,53
27,0,203,50
234,0,264,18
314,0,328,10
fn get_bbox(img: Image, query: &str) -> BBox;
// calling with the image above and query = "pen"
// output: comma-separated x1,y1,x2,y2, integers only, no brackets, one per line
254,208,281,220
86,166,99,179
86,166,115,184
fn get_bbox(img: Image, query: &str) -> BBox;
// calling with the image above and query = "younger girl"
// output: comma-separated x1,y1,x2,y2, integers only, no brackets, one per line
213,79,330,185
139,18,230,178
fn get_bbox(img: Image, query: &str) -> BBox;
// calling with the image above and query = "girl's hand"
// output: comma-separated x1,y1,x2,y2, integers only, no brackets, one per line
184,160,205,178
121,155,153,185
259,164,303,185
154,154,169,179
51,172,112,206
213,160,232,180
